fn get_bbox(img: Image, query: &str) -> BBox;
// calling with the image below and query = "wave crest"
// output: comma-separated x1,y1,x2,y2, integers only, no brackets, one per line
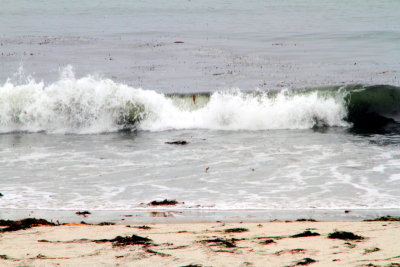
0,68,148,133
139,89,348,131
3,68,400,134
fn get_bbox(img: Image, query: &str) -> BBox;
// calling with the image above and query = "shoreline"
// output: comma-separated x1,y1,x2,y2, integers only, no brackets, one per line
2,208,400,224
1,220,399,266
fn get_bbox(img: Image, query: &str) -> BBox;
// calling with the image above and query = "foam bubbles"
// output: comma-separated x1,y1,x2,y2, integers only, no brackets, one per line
139,90,349,131
0,68,349,134
0,67,147,133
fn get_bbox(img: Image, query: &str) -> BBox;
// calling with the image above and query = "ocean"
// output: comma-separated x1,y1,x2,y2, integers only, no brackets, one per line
1,0,400,221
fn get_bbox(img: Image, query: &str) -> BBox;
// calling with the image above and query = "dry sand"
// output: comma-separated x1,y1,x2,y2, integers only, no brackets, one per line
1,221,400,267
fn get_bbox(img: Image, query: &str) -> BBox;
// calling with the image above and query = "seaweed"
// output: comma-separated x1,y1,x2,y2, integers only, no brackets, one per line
365,216,400,222
291,231,320,238
97,222,115,226
132,225,151,230
96,234,152,246
165,141,188,145
0,218,55,232
145,248,171,257
224,227,248,233
328,231,364,240
260,239,275,245
292,258,317,266
296,218,317,222
363,247,380,254
179,265,203,267
148,199,179,206
0,219,15,226
202,238,237,248
75,211,91,217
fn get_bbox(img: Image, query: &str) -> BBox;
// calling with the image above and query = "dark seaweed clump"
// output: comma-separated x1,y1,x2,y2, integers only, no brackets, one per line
293,258,317,266
328,231,364,240
0,218,55,232
291,231,320,238
132,225,152,230
296,218,317,222
165,141,188,145
148,199,179,206
0,219,14,226
202,238,237,248
96,234,152,246
75,211,91,216
97,222,115,226
364,216,400,222
224,227,248,233
260,239,275,245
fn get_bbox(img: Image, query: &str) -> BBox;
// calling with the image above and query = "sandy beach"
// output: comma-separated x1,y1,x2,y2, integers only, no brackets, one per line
1,219,400,266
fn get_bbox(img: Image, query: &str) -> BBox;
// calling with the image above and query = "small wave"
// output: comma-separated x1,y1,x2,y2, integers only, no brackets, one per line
1,67,400,134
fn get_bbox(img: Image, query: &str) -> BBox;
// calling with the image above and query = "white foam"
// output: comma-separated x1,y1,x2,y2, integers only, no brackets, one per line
0,67,148,134
140,89,349,131
0,67,349,134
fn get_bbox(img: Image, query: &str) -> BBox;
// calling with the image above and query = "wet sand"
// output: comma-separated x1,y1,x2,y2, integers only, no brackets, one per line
1,220,399,266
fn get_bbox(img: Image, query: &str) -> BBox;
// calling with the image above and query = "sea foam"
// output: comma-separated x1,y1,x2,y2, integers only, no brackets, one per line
0,67,349,134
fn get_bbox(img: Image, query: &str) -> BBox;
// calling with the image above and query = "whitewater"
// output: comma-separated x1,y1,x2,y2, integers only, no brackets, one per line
0,67,349,134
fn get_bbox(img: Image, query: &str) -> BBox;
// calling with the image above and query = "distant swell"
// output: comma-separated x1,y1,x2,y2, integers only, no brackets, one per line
1,68,400,134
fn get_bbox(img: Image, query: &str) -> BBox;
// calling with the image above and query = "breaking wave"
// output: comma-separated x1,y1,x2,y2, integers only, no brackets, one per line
1,68,399,134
